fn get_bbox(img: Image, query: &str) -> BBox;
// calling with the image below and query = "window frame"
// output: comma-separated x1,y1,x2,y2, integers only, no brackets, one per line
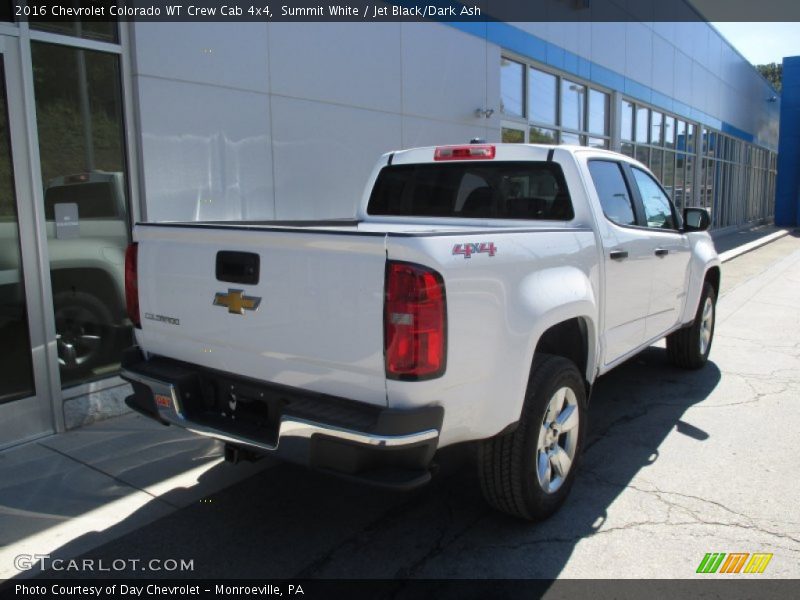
500,53,611,149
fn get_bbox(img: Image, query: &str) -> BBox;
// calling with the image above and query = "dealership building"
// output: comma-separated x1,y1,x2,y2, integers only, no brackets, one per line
0,4,785,447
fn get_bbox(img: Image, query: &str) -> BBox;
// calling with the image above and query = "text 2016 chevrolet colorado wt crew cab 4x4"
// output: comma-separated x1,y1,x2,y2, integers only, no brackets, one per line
121,144,719,520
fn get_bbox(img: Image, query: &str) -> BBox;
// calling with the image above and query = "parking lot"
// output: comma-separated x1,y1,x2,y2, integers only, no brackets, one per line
3,232,799,581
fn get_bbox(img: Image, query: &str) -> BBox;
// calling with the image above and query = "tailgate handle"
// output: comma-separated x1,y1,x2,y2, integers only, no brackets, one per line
216,251,260,285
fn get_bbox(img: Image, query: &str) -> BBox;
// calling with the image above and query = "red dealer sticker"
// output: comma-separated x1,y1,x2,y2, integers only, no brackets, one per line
452,242,497,259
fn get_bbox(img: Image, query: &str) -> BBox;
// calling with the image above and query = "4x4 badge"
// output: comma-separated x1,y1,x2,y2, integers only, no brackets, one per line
213,289,261,315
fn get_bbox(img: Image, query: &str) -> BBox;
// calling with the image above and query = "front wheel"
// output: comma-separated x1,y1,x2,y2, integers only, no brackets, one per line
666,281,716,369
477,354,587,521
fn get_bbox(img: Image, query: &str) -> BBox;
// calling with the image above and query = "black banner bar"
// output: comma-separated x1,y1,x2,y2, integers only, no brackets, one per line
8,0,800,23
2,579,800,600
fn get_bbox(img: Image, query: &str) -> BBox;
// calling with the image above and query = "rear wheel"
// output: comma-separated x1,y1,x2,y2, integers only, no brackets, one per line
478,354,587,520
54,290,115,378
666,281,716,369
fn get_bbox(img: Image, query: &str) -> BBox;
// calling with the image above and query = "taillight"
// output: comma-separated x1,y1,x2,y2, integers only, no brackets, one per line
125,242,140,328
384,261,446,380
434,144,495,161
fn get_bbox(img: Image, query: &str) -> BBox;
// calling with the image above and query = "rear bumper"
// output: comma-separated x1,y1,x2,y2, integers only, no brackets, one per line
120,347,443,489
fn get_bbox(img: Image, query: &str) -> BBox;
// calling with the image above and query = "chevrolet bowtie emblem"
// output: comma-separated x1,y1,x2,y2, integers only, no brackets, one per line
213,289,261,315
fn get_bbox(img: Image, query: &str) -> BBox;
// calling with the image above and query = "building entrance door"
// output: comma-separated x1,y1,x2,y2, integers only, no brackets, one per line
0,35,55,448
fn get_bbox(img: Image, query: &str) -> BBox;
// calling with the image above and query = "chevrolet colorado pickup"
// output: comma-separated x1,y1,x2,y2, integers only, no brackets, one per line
121,144,720,520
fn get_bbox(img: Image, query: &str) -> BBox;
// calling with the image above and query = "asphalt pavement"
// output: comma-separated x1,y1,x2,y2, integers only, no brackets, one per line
5,230,800,580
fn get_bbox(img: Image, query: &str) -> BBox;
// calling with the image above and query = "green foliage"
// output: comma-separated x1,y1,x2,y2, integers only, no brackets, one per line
756,63,782,93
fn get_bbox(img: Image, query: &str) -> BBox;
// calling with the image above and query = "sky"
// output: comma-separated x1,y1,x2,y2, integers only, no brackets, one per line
710,22,800,66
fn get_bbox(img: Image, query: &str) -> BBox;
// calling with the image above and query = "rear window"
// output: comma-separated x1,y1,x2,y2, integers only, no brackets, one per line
367,161,574,221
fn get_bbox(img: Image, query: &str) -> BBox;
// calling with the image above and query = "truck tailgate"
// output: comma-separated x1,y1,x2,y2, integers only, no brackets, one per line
134,224,388,407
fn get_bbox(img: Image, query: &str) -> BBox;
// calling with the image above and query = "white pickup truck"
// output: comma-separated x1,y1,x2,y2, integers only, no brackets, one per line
121,144,720,520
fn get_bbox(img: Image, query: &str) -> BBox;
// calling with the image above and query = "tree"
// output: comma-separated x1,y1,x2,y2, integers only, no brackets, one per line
756,63,782,93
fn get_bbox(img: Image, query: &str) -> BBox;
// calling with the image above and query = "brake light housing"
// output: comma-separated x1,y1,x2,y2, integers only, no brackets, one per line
125,242,140,328
434,144,495,161
384,261,447,380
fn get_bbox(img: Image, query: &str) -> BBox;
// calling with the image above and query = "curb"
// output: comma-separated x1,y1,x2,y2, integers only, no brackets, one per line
718,229,791,263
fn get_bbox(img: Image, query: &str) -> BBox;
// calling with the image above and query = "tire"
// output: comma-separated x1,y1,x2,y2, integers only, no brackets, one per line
53,290,115,378
477,354,587,521
666,281,716,370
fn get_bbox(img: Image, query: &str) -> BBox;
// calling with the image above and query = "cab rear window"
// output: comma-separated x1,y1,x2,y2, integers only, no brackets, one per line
367,161,574,221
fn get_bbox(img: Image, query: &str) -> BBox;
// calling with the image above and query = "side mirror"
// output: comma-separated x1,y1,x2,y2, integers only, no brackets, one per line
683,207,711,232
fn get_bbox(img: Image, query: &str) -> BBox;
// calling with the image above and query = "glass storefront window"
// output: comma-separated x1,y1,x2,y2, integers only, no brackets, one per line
587,137,609,149
650,111,663,146
621,101,634,141
635,106,649,144
501,127,525,143
676,120,687,151
530,126,558,144
561,80,585,132
560,131,582,145
664,116,676,149
31,21,118,44
528,68,557,125
650,148,663,181
0,62,37,404
500,58,525,118
588,89,608,136
31,42,131,388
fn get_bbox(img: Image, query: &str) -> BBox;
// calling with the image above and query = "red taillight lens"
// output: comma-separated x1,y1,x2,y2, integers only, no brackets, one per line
125,242,140,328
384,261,446,380
434,144,495,161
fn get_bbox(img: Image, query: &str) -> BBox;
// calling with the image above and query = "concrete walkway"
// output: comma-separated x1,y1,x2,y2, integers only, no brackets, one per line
1,229,799,580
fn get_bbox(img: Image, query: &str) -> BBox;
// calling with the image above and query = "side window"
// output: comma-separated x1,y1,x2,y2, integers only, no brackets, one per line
587,160,636,226
631,167,676,230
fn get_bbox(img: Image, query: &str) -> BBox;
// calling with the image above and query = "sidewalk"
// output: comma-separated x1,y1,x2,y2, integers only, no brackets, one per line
1,227,798,580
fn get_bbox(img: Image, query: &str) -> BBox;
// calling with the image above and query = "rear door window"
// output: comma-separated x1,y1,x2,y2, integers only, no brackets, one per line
367,162,574,221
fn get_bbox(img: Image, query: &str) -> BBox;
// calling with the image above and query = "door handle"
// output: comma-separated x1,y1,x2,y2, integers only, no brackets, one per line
654,248,669,257
609,250,628,260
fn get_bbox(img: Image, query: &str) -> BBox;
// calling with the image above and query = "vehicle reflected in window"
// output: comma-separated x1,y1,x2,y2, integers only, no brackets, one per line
32,42,131,387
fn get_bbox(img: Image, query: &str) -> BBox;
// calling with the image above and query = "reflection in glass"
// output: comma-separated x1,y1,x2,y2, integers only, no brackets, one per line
528,68,557,125
663,151,676,198
675,153,686,207
621,101,634,141
687,123,696,153
0,63,37,404
621,142,635,157
635,145,649,167
635,106,649,143
650,148,663,181
561,80,585,131
587,137,608,149
664,116,676,149
588,90,608,136
31,20,118,43
632,168,676,230
650,112,663,146
530,127,558,144
560,132,582,146
502,127,525,143
676,120,687,151
500,58,525,117
31,42,131,388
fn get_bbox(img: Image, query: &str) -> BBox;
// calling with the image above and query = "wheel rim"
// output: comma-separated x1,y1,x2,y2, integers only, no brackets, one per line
55,305,103,369
699,297,714,355
535,386,580,494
